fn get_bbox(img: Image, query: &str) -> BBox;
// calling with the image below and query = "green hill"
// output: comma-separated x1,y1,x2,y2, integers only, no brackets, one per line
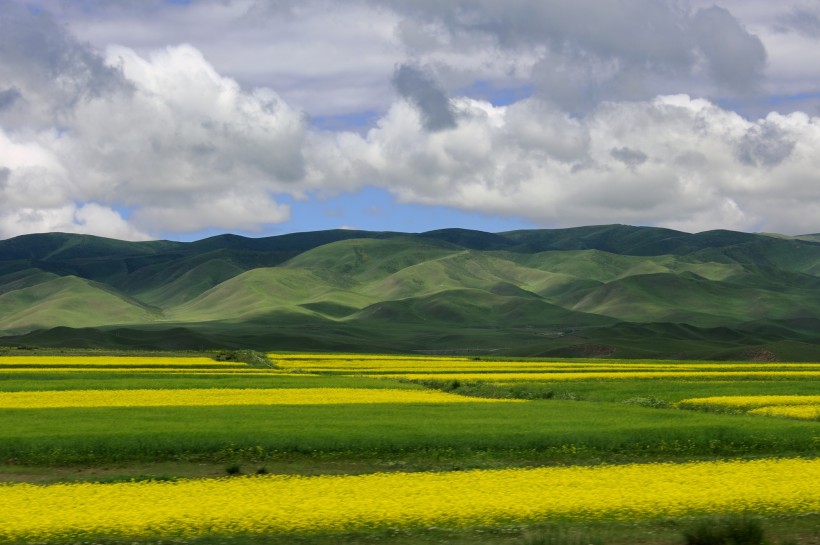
166,267,369,322
3,225,820,359
0,275,159,334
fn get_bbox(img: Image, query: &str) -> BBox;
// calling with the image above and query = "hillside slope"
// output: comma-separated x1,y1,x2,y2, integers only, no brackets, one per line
2,225,820,359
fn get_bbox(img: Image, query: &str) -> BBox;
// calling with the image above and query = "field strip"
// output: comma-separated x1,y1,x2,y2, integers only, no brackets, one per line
382,371,820,381
679,395,820,420
274,362,820,371
679,395,820,409
749,405,820,419
2,458,818,540
0,388,521,408
285,366,820,373
268,353,462,360
0,368,297,374
0,356,239,367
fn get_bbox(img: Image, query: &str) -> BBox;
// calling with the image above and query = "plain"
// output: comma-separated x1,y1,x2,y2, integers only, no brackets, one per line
0,350,818,544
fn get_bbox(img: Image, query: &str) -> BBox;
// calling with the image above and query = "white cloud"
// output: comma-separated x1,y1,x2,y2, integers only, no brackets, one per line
690,6,767,93
55,44,308,235
0,201,150,241
0,34,310,239
4,0,820,241
0,2,129,129
26,1,820,116
0,128,149,239
392,63,456,132
326,94,820,234
132,190,290,234
38,0,405,117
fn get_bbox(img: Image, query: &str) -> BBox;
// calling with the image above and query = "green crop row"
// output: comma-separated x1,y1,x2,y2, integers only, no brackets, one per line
1,400,817,465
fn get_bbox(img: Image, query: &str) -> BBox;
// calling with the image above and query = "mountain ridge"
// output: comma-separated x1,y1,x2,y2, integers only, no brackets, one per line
2,225,820,359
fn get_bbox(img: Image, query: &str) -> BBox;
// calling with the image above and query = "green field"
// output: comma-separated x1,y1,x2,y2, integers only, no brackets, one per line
1,351,818,544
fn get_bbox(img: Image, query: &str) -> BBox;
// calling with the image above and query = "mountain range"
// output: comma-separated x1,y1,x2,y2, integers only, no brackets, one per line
2,224,820,360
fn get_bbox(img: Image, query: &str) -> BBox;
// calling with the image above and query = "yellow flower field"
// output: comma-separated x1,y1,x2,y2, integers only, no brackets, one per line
749,405,820,419
0,367,300,375
679,395,820,410
377,371,820,381
270,356,820,383
274,359,820,371
2,458,818,541
267,353,444,360
270,355,820,371
0,387,520,408
284,366,820,374
679,395,820,421
279,364,782,373
0,356,242,368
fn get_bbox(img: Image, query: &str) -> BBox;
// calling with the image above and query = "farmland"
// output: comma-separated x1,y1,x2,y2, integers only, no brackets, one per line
0,351,818,544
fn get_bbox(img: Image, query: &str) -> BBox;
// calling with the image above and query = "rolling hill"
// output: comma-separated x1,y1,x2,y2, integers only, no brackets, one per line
2,225,820,359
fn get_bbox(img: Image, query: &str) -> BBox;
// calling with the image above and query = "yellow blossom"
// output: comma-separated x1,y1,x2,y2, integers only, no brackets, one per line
0,387,520,409
1,458,818,540
0,356,241,368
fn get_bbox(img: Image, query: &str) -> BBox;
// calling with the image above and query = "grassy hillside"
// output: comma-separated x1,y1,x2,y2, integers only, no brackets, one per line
166,267,367,322
2,226,820,358
0,276,159,334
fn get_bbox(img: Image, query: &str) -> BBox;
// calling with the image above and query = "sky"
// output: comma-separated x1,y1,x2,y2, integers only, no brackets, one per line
2,1,820,241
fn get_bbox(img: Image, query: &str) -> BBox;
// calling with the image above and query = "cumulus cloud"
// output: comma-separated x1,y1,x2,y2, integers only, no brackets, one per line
778,7,820,38
319,94,820,235
4,0,820,241
736,122,796,167
392,64,456,131
66,44,309,193
78,43,309,234
35,1,820,119
0,87,21,111
0,5,308,239
610,147,648,169
691,6,768,92
0,203,150,241
40,0,405,118
40,0,781,117
0,2,129,127
0,125,146,239
379,0,773,111
379,0,692,61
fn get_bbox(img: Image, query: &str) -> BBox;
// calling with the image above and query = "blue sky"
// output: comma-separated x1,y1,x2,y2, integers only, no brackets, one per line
170,188,538,242
241,188,536,239
2,0,820,240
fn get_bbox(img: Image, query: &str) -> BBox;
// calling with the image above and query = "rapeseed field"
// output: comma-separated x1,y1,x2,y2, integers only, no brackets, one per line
680,395,820,421
749,405,820,419
679,395,820,409
377,370,820,381
2,458,818,541
1,352,818,543
0,387,520,408
0,356,238,367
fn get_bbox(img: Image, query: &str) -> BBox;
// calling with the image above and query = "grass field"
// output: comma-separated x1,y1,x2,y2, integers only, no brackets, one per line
0,350,818,544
